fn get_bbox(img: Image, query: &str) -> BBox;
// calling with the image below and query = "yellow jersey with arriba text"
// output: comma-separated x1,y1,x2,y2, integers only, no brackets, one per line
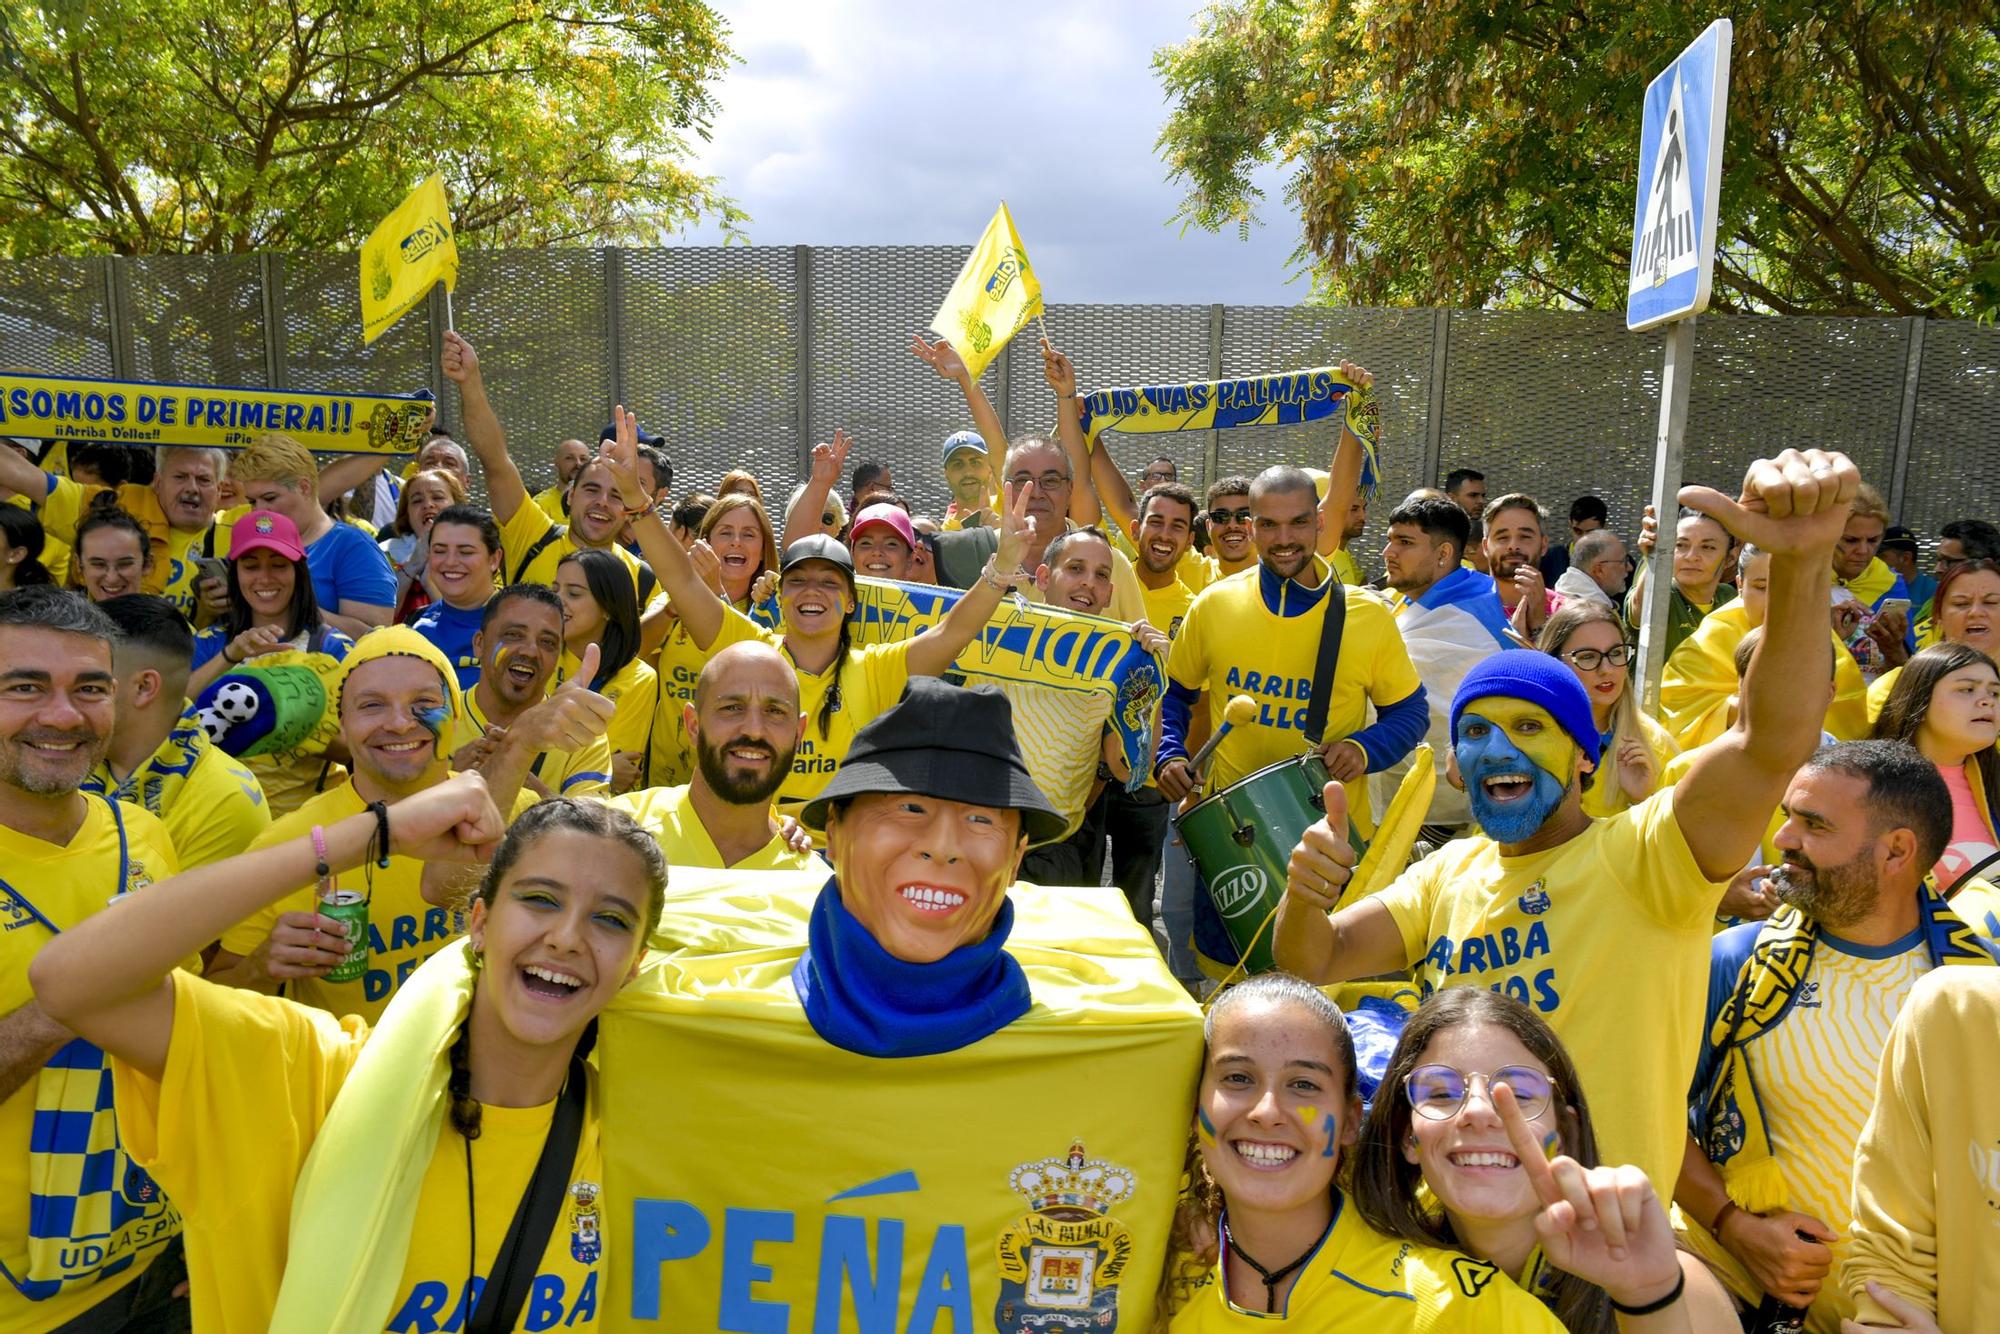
111,972,606,1333
1371,789,1723,1198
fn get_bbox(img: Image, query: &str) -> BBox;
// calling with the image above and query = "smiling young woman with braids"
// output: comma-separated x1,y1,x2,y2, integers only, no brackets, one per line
31,782,666,1331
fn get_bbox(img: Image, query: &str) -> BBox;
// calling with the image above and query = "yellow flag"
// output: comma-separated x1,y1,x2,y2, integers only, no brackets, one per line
929,202,1043,380
359,175,458,345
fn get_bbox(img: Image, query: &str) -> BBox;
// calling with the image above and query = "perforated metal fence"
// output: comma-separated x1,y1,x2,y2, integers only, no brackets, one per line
2,247,1995,568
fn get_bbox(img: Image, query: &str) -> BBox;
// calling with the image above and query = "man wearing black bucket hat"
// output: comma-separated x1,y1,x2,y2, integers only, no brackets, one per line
794,675,1067,1053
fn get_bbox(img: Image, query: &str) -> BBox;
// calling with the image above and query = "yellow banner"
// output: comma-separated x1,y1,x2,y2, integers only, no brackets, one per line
603,871,1202,1332
360,174,458,345
0,372,433,455
930,202,1043,381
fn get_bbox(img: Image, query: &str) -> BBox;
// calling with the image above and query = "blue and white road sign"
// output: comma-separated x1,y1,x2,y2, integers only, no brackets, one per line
1627,19,1732,331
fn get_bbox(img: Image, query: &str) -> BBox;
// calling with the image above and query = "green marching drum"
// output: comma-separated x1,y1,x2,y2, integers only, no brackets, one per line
1177,752,1361,975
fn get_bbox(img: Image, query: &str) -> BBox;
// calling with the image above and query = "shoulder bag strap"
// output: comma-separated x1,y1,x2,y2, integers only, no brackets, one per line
467,1055,588,1334
511,526,566,585
1300,577,1347,748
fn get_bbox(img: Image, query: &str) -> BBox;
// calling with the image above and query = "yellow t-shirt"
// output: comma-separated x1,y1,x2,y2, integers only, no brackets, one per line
0,798,179,1334
1330,546,1363,587
1682,934,1930,1333
38,477,210,619
453,689,614,797
772,624,917,817
111,971,605,1333
1370,790,1724,1196
220,779,532,1024
644,610,764,791
85,721,270,870
601,784,816,872
498,501,647,595
1167,1192,1560,1332
1168,565,1422,813
533,482,569,523
558,651,659,765
1140,575,1197,643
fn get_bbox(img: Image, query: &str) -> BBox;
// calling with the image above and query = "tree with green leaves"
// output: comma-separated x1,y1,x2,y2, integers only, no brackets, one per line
1155,1,1999,318
0,0,742,256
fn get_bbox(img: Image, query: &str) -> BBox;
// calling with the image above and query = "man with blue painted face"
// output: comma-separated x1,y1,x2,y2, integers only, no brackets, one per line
1275,448,1863,1204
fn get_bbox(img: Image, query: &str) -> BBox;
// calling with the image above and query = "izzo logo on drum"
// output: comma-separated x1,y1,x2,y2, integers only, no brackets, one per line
1209,866,1269,920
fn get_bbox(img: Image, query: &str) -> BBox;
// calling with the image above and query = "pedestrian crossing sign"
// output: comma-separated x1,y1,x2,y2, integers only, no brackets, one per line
1627,20,1731,331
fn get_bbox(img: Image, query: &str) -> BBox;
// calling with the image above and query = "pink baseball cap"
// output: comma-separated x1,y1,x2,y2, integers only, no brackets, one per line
849,502,916,548
229,509,306,562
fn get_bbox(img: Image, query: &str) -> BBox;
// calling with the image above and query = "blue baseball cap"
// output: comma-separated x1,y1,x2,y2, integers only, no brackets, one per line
941,430,987,466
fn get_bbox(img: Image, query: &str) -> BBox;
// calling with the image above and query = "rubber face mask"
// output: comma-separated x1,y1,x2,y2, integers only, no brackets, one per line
1456,699,1578,843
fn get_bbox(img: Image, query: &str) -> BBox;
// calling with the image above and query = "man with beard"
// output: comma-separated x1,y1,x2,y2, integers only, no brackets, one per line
0,441,225,622
1376,495,1515,834
605,641,816,871
0,587,186,1330
1483,492,1564,637
1678,740,1998,1332
1158,465,1427,975
1278,448,1865,1205
939,430,997,530
443,331,656,598
446,583,614,798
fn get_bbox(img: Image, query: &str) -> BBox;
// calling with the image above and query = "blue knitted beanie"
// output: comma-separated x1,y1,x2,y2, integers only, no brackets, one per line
1449,649,1602,766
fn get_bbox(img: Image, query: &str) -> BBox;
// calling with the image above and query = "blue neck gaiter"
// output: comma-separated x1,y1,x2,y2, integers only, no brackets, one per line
792,878,1031,1058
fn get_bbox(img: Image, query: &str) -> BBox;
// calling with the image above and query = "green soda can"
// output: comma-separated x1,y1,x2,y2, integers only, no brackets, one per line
318,889,370,984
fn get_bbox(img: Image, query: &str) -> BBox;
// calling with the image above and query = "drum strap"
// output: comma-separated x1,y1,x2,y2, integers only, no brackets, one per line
1300,579,1347,747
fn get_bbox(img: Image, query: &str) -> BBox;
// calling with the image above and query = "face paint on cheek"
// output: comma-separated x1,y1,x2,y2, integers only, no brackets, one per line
1469,700,1580,786
1197,1106,1217,1145
1541,1128,1561,1161
415,705,450,737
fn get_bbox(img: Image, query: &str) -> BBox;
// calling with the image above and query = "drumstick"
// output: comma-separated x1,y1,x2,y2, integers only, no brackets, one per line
1187,695,1258,785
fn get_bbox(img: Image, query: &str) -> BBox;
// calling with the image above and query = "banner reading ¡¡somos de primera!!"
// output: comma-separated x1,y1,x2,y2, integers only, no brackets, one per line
0,372,434,456
1082,367,1382,492
750,576,1165,794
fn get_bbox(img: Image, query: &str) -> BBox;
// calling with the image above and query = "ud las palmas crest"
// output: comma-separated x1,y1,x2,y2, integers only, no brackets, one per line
995,1140,1136,1332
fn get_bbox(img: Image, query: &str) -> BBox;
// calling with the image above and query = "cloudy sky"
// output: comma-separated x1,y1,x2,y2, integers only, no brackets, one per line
678,0,1304,305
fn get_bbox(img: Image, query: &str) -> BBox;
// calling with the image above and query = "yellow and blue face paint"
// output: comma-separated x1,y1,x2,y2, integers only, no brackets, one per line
1457,700,1581,842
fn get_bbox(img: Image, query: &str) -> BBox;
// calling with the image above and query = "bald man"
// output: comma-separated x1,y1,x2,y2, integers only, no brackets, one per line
604,641,818,870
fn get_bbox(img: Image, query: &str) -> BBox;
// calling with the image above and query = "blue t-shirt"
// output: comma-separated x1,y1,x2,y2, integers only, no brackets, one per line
408,600,486,691
305,522,395,613
191,623,354,670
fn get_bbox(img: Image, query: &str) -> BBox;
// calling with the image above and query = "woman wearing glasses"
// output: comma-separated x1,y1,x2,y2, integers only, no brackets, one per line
1350,989,1732,1332
1539,603,1679,819
1156,974,1574,1331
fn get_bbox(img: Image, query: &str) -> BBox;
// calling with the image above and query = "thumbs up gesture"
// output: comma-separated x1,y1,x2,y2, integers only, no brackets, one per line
509,642,615,754
1679,448,1860,557
1285,780,1357,911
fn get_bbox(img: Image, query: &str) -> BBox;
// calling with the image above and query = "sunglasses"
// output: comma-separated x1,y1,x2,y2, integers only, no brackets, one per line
1404,1064,1556,1121
1207,507,1253,526
1559,645,1632,671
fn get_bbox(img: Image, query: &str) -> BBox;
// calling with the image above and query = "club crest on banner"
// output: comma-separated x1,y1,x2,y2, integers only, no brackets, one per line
995,1140,1136,1332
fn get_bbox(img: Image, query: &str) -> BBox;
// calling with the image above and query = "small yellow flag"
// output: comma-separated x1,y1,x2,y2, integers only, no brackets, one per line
359,175,459,345
929,202,1043,381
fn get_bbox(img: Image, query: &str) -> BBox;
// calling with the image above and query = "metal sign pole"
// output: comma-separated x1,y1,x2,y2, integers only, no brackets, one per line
1637,316,1695,716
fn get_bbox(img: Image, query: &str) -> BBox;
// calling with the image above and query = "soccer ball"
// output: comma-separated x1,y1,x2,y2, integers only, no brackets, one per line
210,680,263,724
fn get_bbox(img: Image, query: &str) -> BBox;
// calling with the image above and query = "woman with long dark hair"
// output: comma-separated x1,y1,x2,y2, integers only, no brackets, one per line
30,785,665,1331
1349,989,1730,1331
1153,975,1604,1329
555,547,656,792
1873,641,2000,892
